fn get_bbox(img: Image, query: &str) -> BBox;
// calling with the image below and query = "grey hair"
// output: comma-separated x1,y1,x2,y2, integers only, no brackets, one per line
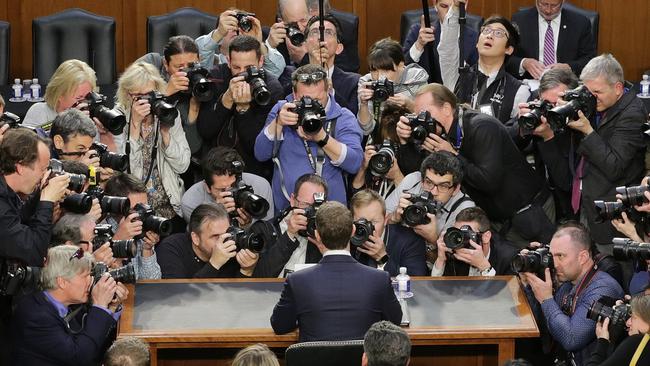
363,321,411,366
52,214,94,246
104,337,151,366
189,203,229,235
306,0,331,14
277,0,309,21
580,53,624,85
41,245,94,291
539,68,579,95
50,108,98,142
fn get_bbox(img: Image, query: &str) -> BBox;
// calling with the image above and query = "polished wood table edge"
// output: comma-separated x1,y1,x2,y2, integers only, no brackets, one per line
132,276,521,284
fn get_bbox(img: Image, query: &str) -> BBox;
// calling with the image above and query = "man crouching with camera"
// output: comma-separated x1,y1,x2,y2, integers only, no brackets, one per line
11,245,128,365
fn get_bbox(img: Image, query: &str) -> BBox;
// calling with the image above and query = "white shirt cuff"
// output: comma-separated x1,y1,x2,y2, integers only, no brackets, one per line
518,59,526,76
431,263,444,277
409,44,424,63
329,143,347,166
264,123,284,141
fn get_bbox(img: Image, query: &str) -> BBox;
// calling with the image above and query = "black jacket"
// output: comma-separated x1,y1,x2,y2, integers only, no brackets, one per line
331,66,360,116
441,236,519,276
0,176,53,266
196,63,284,182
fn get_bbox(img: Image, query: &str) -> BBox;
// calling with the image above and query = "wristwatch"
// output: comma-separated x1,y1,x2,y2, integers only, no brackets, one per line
480,266,494,276
317,134,330,148
377,254,390,266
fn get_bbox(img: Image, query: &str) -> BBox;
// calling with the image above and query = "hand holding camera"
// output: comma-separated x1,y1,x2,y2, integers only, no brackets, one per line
356,234,387,262
215,10,239,40
277,102,299,127
210,233,237,270
130,97,152,128
566,109,594,136
92,242,115,267
225,75,252,107
109,282,129,313
286,208,308,240
91,273,117,308
236,249,259,277
595,317,611,340
114,212,143,240
166,70,190,96
40,173,70,203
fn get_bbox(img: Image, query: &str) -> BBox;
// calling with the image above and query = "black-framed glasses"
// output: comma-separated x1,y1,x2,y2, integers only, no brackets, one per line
295,71,327,83
422,177,455,193
69,247,84,261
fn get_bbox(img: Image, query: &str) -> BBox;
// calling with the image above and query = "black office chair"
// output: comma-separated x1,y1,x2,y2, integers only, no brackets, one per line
0,21,9,85
32,8,116,85
399,8,484,45
285,340,364,366
329,9,360,73
147,7,219,55
518,2,599,45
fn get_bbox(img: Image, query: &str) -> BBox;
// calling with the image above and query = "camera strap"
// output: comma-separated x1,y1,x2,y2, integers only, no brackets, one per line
302,118,336,176
124,112,160,185
568,264,599,315
630,334,650,366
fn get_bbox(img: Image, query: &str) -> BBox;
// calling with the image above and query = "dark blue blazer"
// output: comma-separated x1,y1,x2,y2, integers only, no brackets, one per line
403,21,479,84
11,292,116,366
270,254,402,342
352,224,428,276
332,66,360,116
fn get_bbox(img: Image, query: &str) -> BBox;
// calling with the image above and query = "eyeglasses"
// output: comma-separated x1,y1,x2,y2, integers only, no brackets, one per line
480,27,509,39
295,71,327,83
294,197,313,209
69,247,85,261
307,28,338,40
422,178,454,193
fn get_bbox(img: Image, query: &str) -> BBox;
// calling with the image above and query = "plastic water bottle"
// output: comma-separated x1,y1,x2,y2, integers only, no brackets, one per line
9,79,25,102
29,78,43,102
22,79,31,101
396,267,413,299
639,74,650,98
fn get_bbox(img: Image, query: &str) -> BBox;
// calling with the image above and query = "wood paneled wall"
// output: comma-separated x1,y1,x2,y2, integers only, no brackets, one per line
0,0,649,82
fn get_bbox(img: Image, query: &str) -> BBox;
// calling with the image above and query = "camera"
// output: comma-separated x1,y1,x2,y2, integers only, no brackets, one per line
60,193,93,214
86,185,131,216
135,91,179,127
369,139,398,177
612,237,650,261
92,262,136,285
286,23,305,46
616,182,650,207
444,225,482,250
518,100,553,132
291,96,326,135
0,111,21,129
587,299,630,332
92,224,137,259
242,65,271,106
48,159,86,193
511,245,554,280
545,85,597,132
369,77,394,102
0,260,41,296
234,12,255,32
402,191,443,227
182,62,213,102
407,111,439,148
90,142,128,172
132,203,173,239
351,218,375,247
229,181,270,219
594,200,626,222
84,91,127,135
298,192,326,238
226,225,265,253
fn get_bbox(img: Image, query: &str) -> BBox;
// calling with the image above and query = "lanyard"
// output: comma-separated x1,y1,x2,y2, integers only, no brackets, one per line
303,121,333,175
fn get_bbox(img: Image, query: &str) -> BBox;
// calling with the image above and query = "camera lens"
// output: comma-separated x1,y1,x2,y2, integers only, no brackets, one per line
250,78,271,106
110,239,137,259
237,232,265,253
518,111,543,131
300,112,323,134
443,228,465,250
287,26,306,46
93,106,126,135
188,72,213,102
151,99,179,126
61,193,93,214
67,173,87,193
403,203,429,227
143,215,172,237
99,151,129,172
369,149,394,176
108,263,137,284
594,200,624,223
101,196,131,216
351,219,374,247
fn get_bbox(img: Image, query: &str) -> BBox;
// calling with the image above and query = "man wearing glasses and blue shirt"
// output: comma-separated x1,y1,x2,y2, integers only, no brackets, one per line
254,64,363,214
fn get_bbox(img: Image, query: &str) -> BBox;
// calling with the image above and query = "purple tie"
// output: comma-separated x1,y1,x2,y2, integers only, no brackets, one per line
543,20,556,66
571,157,585,214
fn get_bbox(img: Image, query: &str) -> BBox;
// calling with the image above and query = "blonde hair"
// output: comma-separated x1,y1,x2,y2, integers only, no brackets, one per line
415,83,458,110
41,244,94,291
231,344,279,366
44,59,98,111
350,189,386,216
116,62,167,112
631,294,650,333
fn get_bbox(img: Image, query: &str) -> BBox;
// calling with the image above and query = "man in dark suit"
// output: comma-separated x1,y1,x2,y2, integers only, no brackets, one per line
11,245,127,365
509,0,596,80
270,201,402,341
349,189,428,276
432,207,519,276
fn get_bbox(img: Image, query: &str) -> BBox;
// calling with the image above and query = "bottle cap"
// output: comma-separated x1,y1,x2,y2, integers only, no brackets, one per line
399,267,407,274
14,78,20,84
644,75,649,80
32,78,38,84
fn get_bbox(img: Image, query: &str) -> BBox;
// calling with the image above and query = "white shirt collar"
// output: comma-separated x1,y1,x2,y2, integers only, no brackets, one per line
538,12,561,26
322,249,351,257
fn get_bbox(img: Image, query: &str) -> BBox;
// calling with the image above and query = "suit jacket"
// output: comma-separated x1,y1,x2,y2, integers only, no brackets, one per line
270,254,402,341
442,237,519,276
332,66,360,116
352,224,428,277
11,292,116,366
509,7,596,78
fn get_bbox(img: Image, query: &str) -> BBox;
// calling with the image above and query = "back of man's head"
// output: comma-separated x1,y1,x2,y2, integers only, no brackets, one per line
363,321,411,366
104,336,151,366
315,201,353,250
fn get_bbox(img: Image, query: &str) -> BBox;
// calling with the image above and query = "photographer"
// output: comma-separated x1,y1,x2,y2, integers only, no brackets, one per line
396,83,555,247
11,245,128,365
115,61,190,229
182,147,273,224
157,203,259,278
587,294,650,365
432,207,518,276
350,189,427,276
196,35,284,182
357,38,428,138
521,225,624,365
541,54,646,250
254,64,363,212
251,174,327,277
52,213,115,266
102,173,162,280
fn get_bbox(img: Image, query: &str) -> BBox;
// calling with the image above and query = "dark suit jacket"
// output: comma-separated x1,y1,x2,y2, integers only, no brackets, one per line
442,237,519,276
271,254,402,341
332,66,360,116
509,7,596,78
11,292,116,366
352,224,428,277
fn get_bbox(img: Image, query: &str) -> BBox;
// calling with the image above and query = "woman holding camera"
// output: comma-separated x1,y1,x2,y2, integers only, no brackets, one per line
587,294,650,365
116,62,190,228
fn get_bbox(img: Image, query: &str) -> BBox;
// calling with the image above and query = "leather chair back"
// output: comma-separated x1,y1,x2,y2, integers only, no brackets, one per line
0,21,9,85
285,340,364,366
147,7,218,55
400,8,483,45
33,8,116,84
329,9,360,73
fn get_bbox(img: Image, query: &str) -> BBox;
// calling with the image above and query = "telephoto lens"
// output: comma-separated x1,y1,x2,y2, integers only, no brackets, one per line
587,299,631,332
612,237,650,261
229,182,270,219
292,96,325,135
132,203,173,239
616,183,650,207
92,262,137,284
593,200,625,222
510,246,553,280
110,239,137,259
227,226,265,253
85,91,126,135
243,66,271,106
60,193,93,214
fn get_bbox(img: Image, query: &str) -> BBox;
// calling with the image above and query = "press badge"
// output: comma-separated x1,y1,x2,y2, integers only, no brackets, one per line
478,104,494,116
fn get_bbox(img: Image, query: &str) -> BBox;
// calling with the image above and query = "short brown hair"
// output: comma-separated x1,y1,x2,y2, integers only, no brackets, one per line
0,129,49,175
315,201,353,250
415,83,458,110
350,189,386,216
455,207,490,232
104,336,150,366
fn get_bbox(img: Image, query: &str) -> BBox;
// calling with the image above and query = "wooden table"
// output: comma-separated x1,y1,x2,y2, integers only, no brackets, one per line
118,276,539,366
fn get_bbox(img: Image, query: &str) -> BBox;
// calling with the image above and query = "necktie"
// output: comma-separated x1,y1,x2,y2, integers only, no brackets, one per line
571,157,585,213
543,20,556,66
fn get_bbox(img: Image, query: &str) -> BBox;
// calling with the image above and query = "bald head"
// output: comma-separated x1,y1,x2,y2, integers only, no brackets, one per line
552,225,592,254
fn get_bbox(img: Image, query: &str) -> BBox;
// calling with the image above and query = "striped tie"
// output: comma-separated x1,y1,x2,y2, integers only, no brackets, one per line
543,20,555,66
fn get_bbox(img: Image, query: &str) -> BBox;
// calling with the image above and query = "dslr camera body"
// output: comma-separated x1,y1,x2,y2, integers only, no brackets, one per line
241,66,271,106
518,100,553,132
0,259,41,296
84,91,126,135
546,85,597,132
511,245,554,280
0,111,21,129
587,299,631,333
234,12,255,32
402,191,443,227
291,96,326,135
92,261,136,284
91,142,129,172
298,192,326,238
135,91,179,127
444,225,482,250
226,225,265,253
351,218,375,247
48,158,86,193
369,139,399,177
370,77,394,102
228,180,270,219
286,23,306,46
92,224,137,259
408,111,443,148
181,63,213,102
132,203,173,239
